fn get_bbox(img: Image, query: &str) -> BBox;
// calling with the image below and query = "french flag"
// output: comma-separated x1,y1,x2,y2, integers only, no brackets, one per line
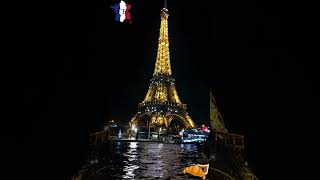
111,0,132,23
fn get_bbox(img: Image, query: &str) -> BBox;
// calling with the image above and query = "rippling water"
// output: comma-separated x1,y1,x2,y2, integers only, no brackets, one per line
96,142,204,179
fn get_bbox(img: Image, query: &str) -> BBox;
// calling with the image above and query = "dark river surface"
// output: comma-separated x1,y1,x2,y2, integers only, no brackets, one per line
95,142,205,179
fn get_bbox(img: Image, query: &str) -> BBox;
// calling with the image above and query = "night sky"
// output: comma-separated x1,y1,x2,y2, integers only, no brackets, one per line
3,0,317,179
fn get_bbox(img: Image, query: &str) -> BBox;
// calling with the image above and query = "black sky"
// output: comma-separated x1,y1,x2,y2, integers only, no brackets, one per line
2,0,317,179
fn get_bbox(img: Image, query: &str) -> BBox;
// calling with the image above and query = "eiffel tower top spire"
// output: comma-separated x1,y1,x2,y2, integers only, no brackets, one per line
164,0,168,10
153,0,171,76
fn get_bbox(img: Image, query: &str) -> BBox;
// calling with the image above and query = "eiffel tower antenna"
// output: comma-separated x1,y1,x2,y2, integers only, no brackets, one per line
164,0,168,9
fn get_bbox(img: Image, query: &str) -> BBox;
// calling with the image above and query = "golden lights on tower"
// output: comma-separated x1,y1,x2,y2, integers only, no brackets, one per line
130,2,195,129
154,7,171,76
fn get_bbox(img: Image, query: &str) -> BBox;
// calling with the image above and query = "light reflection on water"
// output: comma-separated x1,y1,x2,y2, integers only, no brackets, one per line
123,142,138,179
97,142,202,179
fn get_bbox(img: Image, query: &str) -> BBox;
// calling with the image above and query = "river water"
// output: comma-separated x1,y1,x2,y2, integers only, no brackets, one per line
95,142,205,179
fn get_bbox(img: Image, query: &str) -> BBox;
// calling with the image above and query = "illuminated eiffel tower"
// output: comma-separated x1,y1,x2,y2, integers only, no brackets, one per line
130,0,195,129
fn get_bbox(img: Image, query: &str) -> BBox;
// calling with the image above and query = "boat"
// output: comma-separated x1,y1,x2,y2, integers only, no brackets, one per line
180,129,208,143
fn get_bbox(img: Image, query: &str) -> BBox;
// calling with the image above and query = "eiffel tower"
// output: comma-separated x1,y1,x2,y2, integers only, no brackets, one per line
130,0,195,129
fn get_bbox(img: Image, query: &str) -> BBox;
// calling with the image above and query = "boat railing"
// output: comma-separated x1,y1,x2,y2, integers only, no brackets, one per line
212,131,244,149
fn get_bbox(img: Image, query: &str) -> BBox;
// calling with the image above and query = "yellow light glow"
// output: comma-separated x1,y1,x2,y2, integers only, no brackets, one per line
129,6,195,129
153,14,171,76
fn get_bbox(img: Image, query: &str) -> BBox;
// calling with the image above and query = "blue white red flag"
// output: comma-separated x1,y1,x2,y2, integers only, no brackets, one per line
111,0,132,23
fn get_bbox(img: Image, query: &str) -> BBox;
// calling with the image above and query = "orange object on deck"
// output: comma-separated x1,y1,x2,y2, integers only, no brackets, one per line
183,164,208,180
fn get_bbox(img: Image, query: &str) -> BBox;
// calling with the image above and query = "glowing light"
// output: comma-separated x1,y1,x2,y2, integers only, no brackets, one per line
154,8,171,76
128,1,196,129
